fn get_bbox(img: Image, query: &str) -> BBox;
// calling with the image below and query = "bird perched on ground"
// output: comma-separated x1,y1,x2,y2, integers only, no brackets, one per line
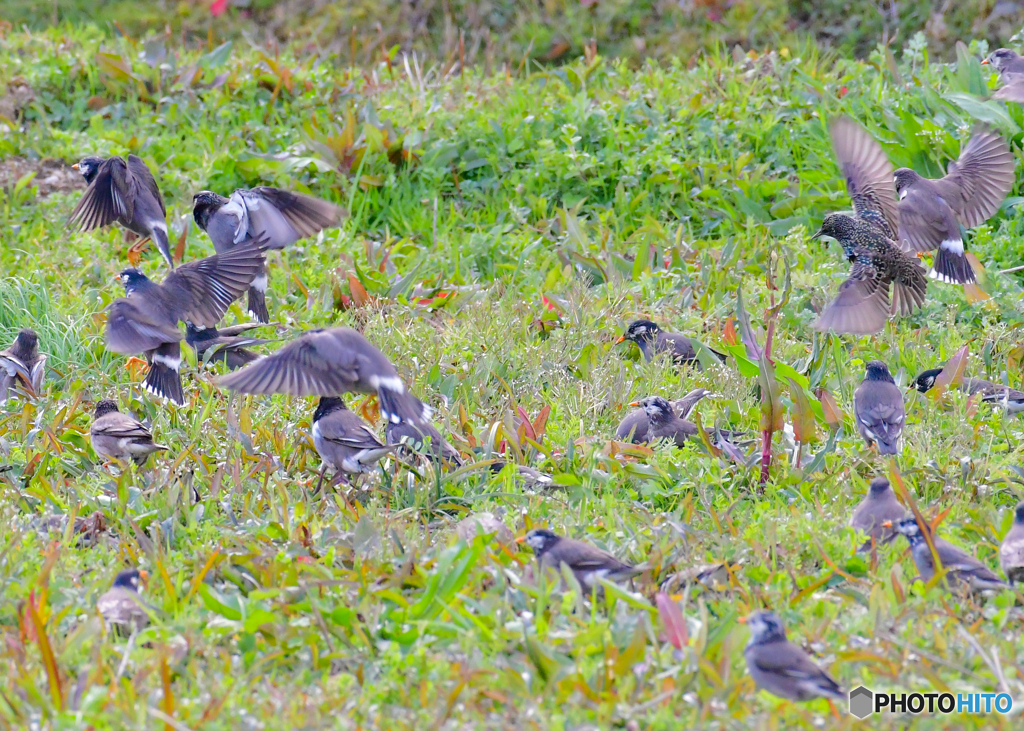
739,611,844,703
854,361,905,455
89,400,168,466
850,477,907,550
215,327,432,429
185,322,270,371
912,367,1024,414
311,397,393,491
983,48,1024,102
69,155,171,267
616,320,726,367
0,328,46,403
105,240,265,404
616,388,709,444
888,516,1008,591
812,117,928,334
489,460,555,490
630,395,744,449
894,127,1014,284
192,188,344,322
1000,502,1024,583
98,568,151,632
519,528,641,591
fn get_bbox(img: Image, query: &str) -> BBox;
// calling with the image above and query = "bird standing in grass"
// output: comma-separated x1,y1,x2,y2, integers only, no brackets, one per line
518,528,641,591
911,367,1024,414
0,328,46,403
311,396,393,490
888,516,1008,591
813,117,927,334
850,477,907,550
69,155,172,268
854,361,904,455
894,127,1014,284
192,187,344,322
983,49,1024,102
999,502,1024,583
105,240,265,404
185,322,270,371
616,320,726,366
98,568,151,633
740,611,844,703
89,400,167,467
616,388,709,444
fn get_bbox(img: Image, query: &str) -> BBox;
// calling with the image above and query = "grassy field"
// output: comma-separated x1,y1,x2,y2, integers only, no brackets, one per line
3,19,1024,730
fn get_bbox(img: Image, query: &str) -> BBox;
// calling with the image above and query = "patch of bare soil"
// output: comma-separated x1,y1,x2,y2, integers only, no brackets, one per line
0,156,83,196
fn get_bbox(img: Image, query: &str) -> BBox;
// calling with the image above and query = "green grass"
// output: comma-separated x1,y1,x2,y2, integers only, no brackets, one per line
3,21,1024,731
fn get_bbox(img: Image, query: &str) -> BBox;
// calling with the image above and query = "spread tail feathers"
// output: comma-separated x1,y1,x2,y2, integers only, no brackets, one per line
930,246,977,284
247,286,270,324
153,226,173,268
144,343,185,406
378,386,432,426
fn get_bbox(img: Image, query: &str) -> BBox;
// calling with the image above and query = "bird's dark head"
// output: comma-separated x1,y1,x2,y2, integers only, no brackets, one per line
893,168,921,198
869,476,892,496
984,48,1021,73
116,268,149,294
1015,502,1024,524
638,396,675,424
184,323,217,346
618,319,660,345
864,360,895,384
12,328,39,355
313,396,346,422
893,516,926,543
522,528,561,556
72,156,104,184
912,368,943,393
112,568,145,592
94,399,120,418
741,611,787,645
812,212,857,243
192,190,228,231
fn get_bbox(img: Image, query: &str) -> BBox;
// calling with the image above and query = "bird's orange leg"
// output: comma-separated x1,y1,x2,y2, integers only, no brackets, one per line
124,356,149,381
126,238,151,267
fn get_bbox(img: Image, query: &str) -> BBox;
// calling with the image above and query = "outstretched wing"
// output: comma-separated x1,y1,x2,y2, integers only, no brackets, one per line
829,116,899,237
68,157,132,231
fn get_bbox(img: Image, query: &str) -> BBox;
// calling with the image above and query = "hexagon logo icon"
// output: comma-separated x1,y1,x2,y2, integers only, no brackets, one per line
849,686,873,719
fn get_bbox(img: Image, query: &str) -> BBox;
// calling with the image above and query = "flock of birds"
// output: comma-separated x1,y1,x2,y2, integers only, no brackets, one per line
6,47,1024,710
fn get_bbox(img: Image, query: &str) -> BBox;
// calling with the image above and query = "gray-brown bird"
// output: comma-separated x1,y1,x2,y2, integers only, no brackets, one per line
740,611,844,703
106,240,265,404
894,128,1014,284
70,155,171,267
813,118,928,334
192,188,344,322
616,320,726,367
890,516,1008,591
185,322,269,371
311,396,392,490
215,327,432,429
89,400,168,466
850,477,907,550
518,528,641,590
0,328,46,403
854,361,904,455
98,568,151,632
615,388,709,444
1000,502,1024,583
983,49,1024,102
912,367,1024,415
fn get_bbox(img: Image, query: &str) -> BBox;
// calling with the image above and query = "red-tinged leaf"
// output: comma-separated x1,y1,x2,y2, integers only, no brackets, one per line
723,317,738,346
26,592,62,710
963,282,990,303
210,0,228,16
757,353,783,433
1008,345,1024,374
95,52,138,84
838,85,848,98
891,567,905,604
788,378,817,445
161,656,174,731
86,96,110,111
517,406,536,441
532,404,551,441
931,344,968,400
348,273,370,307
735,285,761,359
656,593,688,650
815,387,844,430
173,221,188,265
